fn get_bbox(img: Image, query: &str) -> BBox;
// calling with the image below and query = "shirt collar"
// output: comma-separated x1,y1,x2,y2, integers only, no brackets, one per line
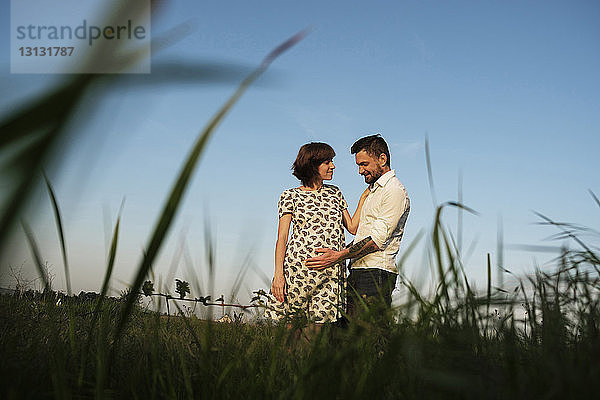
370,169,395,192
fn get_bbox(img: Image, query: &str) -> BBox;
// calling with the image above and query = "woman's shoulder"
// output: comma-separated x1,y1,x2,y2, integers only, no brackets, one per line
279,188,298,198
323,184,343,194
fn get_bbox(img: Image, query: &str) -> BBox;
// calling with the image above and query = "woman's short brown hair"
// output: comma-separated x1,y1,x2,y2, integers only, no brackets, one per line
292,142,335,187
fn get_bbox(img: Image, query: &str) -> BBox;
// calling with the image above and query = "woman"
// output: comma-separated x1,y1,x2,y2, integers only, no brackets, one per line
265,142,368,323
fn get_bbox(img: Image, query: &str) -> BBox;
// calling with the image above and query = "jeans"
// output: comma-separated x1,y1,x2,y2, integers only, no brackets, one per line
346,268,397,316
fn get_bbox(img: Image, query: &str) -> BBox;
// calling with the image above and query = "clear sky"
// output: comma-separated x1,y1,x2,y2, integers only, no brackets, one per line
1,1,599,306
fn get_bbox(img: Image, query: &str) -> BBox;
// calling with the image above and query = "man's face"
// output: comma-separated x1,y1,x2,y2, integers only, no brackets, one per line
355,150,384,184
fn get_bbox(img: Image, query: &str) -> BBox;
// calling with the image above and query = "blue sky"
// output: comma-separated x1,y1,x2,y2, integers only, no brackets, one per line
1,1,599,305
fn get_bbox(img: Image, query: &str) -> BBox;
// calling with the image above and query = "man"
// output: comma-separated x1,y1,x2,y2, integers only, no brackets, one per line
305,134,410,315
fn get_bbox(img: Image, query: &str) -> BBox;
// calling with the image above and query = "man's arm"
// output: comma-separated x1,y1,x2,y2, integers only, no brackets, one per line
305,236,380,270
346,236,380,259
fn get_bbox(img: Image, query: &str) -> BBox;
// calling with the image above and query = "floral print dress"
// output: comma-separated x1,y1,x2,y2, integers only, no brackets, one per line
265,184,348,323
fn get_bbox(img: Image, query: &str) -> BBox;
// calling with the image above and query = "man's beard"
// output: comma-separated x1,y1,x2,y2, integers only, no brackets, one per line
364,166,384,184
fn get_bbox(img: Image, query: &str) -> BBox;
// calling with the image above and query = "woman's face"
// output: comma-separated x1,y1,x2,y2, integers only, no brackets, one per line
318,159,335,181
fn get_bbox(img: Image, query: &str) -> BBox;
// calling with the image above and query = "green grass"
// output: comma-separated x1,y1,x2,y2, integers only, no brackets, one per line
1,237,599,400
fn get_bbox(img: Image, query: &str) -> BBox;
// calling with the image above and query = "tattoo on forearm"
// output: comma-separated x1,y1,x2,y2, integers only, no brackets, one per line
347,237,370,253
347,236,378,259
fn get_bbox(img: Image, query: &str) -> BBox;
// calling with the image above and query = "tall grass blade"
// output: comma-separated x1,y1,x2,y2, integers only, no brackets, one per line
497,214,504,290
431,202,478,306
79,199,124,390
534,211,600,265
43,174,71,295
457,169,463,253
424,135,437,206
486,253,492,335
487,253,491,303
204,216,216,300
166,227,188,287
228,253,252,306
432,204,449,304
21,220,50,292
589,189,600,209
183,242,205,297
97,199,125,308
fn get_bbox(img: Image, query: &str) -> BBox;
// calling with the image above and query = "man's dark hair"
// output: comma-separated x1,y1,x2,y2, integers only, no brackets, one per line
292,142,336,187
351,134,390,166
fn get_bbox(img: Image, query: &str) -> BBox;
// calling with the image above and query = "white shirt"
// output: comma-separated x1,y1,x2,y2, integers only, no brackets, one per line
350,169,410,274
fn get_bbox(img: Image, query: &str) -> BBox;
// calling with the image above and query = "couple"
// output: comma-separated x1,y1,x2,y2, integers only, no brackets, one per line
265,134,410,324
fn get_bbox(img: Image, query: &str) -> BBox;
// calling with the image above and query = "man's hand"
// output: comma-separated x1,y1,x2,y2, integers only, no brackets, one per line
305,248,343,269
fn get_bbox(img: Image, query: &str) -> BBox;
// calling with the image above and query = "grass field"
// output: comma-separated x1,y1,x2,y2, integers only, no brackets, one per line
1,228,599,400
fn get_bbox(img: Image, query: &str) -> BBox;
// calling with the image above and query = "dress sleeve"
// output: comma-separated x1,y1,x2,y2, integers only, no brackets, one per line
338,188,348,211
278,190,294,219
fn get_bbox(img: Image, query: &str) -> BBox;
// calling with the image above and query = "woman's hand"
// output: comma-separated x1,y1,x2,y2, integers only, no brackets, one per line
271,273,286,302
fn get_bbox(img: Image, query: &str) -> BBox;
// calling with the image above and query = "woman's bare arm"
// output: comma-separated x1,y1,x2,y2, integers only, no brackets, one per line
342,187,370,235
271,213,292,302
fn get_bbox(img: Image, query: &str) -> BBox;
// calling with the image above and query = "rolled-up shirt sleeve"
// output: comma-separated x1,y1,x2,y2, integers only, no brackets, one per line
369,186,408,249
